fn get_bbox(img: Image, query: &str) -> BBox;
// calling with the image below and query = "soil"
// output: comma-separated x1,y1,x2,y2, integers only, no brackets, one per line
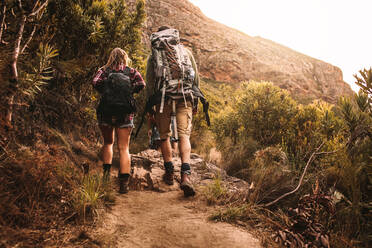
90,190,261,248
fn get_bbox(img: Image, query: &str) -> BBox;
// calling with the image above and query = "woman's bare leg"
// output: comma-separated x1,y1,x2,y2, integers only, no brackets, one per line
116,127,132,174
99,125,115,164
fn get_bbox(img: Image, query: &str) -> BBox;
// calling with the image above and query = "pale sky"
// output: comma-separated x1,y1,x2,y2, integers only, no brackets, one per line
189,0,372,92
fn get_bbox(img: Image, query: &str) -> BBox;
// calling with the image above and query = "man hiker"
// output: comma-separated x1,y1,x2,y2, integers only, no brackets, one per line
146,26,202,197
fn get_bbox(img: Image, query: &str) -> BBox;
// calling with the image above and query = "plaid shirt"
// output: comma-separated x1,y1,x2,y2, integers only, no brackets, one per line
92,64,145,93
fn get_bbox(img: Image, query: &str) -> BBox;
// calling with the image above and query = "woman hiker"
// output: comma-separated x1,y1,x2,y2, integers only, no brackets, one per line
92,48,145,194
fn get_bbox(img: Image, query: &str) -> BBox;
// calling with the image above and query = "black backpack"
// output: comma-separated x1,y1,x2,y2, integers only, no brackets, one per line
100,67,136,117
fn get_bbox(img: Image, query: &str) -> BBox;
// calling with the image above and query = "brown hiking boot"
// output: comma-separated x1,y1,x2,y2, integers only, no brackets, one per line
118,173,130,194
162,171,174,185
180,173,195,197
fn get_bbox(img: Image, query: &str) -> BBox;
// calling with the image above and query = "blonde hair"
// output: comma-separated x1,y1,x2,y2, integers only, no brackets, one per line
102,48,130,70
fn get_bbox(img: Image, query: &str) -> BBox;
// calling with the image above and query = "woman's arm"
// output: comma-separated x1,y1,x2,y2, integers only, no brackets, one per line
131,68,146,93
92,68,106,93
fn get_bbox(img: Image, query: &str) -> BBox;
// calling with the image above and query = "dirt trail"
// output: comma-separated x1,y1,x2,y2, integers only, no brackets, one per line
93,190,261,248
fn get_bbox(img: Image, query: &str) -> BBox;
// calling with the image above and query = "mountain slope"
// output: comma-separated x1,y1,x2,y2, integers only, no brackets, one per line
139,0,353,103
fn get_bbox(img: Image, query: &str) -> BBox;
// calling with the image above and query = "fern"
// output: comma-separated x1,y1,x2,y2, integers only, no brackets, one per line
19,43,58,98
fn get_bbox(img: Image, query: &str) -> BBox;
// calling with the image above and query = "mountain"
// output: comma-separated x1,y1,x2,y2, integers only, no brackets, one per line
135,0,354,103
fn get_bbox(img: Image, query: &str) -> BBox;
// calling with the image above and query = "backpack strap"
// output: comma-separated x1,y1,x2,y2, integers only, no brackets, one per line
134,92,162,139
192,85,211,126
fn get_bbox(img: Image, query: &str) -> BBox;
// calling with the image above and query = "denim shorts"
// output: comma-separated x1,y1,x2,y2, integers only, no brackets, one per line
97,111,134,129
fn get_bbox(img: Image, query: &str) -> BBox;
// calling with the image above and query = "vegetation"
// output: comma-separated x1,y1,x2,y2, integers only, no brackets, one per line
0,0,371,246
202,75,371,247
0,0,146,246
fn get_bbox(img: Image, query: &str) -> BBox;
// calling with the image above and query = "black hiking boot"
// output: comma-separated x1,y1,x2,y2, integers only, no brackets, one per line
118,173,130,194
180,173,195,197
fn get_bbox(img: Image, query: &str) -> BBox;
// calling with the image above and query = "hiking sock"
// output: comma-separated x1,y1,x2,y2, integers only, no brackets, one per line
103,164,111,178
118,173,130,180
181,163,191,175
164,161,174,173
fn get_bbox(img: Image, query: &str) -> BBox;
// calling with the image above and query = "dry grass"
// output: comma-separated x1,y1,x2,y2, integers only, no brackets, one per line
201,177,228,205
0,147,79,247
0,117,112,247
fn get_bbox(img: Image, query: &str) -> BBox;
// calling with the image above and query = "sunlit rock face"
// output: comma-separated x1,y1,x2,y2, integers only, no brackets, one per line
133,0,354,103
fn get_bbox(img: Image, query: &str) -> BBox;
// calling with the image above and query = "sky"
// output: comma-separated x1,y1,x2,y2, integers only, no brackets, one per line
188,0,372,92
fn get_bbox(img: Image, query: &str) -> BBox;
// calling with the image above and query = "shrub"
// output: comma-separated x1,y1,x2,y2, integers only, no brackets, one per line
201,177,227,205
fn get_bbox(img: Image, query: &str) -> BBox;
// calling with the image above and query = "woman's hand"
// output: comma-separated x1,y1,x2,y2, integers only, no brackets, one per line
148,129,152,138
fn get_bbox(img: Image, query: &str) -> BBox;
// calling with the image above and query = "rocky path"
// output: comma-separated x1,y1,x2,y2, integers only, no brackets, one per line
88,150,260,248
93,190,260,248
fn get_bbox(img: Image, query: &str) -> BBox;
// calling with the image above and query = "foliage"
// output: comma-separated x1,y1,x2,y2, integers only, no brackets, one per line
34,0,147,134
19,43,59,98
191,78,226,158
210,77,371,247
245,147,296,205
331,92,372,244
0,0,51,124
213,81,297,175
0,0,146,246
283,100,344,171
201,177,227,205
214,81,298,148
354,67,372,98
0,147,79,247
74,173,114,221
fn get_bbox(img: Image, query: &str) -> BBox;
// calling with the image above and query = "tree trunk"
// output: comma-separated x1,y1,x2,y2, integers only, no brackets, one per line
0,5,6,43
5,14,26,123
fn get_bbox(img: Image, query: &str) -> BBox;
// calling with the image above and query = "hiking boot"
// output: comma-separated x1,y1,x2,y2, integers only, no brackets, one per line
118,173,130,194
180,173,195,197
163,171,174,185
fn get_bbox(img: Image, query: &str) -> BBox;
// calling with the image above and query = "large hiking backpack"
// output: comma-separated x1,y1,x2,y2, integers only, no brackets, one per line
100,67,136,118
134,29,211,138
150,28,196,104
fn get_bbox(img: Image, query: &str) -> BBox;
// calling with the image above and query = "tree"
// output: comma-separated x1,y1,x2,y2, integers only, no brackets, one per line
354,67,372,99
0,0,146,134
0,0,49,124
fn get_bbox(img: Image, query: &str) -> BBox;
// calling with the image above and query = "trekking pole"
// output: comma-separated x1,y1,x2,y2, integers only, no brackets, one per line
171,100,178,142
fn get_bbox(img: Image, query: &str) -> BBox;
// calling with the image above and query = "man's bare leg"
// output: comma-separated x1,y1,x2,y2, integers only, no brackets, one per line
160,137,173,162
178,136,191,164
161,137,174,185
178,135,195,196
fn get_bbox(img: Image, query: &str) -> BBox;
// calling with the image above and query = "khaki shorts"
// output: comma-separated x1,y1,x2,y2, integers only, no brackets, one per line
156,100,193,140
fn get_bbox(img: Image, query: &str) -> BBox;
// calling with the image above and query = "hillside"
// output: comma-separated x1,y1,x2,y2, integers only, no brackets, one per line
138,0,354,103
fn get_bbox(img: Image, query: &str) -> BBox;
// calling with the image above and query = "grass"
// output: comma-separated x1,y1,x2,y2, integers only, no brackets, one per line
209,203,282,247
201,176,227,205
74,173,115,221
210,204,250,222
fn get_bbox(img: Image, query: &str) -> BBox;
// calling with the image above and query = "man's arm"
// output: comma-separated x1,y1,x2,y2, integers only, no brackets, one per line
186,48,200,88
146,55,155,98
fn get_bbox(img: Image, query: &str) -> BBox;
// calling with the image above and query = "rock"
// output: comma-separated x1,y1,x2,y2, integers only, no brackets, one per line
128,149,249,195
129,0,354,103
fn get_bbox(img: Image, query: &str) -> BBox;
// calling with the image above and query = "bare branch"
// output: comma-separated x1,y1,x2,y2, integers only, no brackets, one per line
264,142,325,207
28,0,48,17
0,5,6,43
314,148,342,156
20,23,36,54
17,0,23,13
32,0,41,12
11,14,26,80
